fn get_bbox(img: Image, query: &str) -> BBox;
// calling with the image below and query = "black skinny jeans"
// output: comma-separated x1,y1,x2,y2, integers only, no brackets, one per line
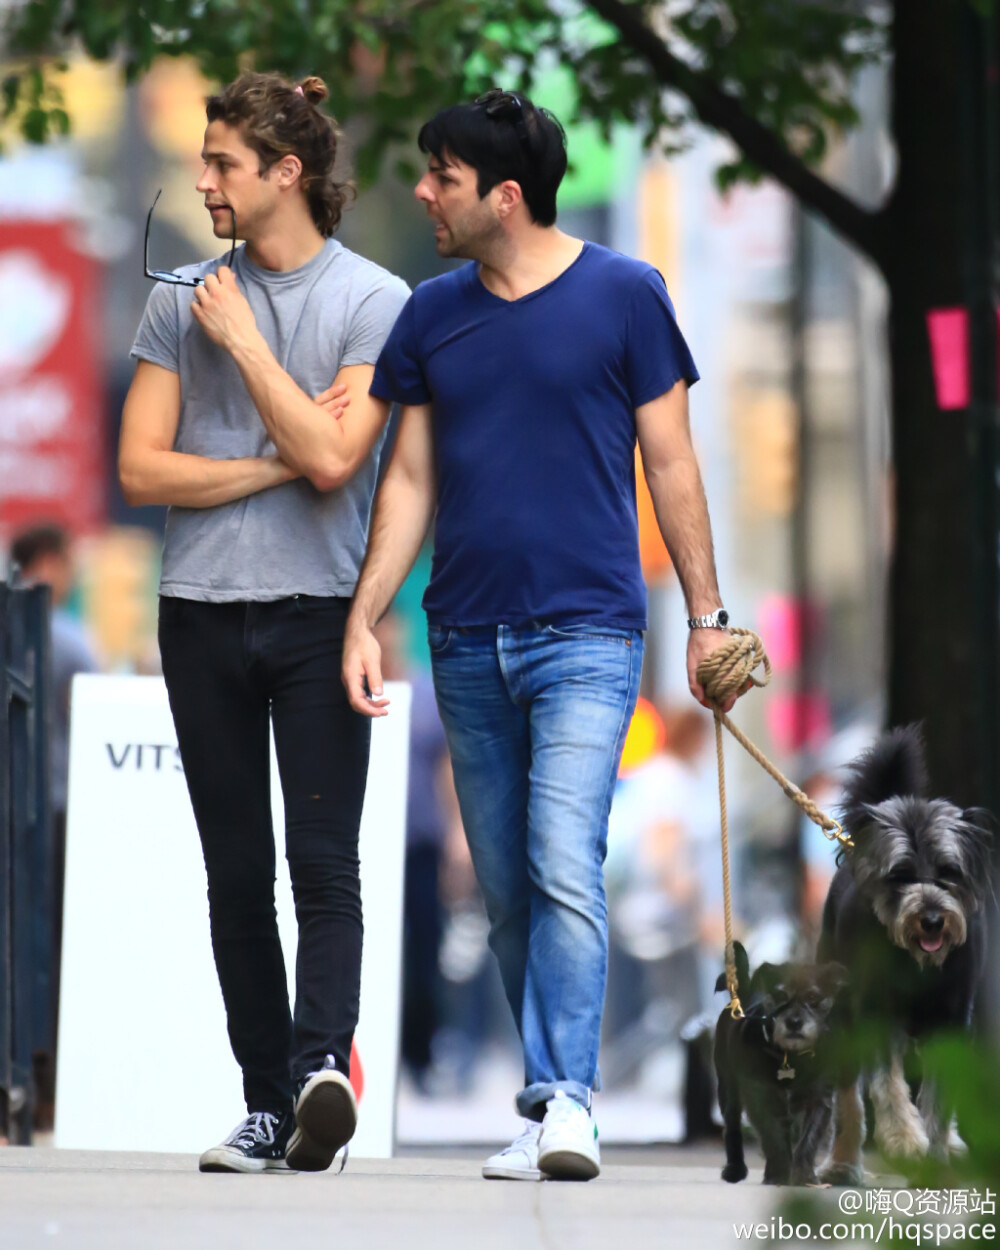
158,595,370,1113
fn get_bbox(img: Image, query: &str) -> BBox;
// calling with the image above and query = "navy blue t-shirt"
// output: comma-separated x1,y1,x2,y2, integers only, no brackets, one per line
371,241,699,629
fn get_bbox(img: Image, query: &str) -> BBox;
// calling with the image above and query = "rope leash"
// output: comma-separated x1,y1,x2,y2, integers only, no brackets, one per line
696,627,854,1020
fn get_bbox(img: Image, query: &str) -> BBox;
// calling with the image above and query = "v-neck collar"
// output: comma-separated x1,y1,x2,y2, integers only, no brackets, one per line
471,241,591,307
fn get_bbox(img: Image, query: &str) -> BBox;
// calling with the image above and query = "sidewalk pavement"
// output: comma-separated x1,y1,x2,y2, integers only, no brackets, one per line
2,1143,784,1250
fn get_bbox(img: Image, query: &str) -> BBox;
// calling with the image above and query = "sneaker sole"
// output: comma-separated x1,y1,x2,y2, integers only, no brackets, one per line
481,1163,542,1181
286,1072,357,1172
538,1148,600,1181
198,1146,291,1174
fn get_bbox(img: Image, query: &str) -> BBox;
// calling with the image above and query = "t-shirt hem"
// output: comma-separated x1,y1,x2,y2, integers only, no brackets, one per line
424,612,647,631
369,377,430,405
160,580,358,602
130,347,179,373
632,368,699,408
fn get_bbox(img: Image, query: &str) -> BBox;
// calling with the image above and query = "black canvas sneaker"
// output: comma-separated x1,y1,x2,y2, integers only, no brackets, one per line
199,1110,294,1173
285,1056,357,1172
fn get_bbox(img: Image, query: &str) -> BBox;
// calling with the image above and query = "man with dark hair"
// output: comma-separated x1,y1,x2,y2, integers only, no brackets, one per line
120,70,409,1173
343,90,736,1181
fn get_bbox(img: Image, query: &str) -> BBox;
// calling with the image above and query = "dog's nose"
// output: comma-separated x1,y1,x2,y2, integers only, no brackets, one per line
921,912,944,934
784,1013,803,1032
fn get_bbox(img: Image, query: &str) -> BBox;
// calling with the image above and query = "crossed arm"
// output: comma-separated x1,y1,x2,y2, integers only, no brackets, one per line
119,267,390,507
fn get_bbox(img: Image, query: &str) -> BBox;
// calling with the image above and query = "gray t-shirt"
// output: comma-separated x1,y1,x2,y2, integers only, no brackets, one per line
130,239,410,601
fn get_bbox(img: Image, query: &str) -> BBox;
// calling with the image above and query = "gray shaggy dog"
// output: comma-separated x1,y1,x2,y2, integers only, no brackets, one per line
817,725,993,1184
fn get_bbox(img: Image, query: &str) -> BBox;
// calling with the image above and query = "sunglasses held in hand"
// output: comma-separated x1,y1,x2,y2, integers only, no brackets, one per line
144,189,238,287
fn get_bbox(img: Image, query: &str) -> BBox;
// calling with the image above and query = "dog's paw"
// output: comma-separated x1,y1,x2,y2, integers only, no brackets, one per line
875,1117,929,1161
947,1124,968,1158
819,1161,866,1188
721,1161,749,1184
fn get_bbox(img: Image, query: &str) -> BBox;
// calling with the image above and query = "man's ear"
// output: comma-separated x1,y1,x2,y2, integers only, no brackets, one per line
494,178,523,220
276,153,304,189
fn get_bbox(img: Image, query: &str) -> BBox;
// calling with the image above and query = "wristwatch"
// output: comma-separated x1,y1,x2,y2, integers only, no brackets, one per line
687,608,729,630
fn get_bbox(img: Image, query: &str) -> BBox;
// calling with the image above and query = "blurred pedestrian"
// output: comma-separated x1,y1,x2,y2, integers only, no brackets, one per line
373,611,453,1090
342,90,733,1181
10,521,99,1129
119,70,409,1173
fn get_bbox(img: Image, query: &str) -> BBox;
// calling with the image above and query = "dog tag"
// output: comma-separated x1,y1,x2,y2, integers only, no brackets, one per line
777,1066,795,1081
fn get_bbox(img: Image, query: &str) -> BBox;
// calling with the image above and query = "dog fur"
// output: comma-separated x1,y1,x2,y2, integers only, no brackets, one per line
715,942,846,1186
818,725,993,1184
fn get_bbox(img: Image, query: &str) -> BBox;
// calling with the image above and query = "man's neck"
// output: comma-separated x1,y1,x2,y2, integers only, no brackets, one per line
243,210,327,273
477,227,585,302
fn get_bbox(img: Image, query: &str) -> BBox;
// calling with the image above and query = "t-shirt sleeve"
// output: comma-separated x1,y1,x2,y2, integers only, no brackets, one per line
130,281,181,373
624,269,699,408
340,275,412,368
370,294,431,405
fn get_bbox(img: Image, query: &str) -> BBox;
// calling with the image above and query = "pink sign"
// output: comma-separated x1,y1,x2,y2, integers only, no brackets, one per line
766,692,832,756
926,307,970,411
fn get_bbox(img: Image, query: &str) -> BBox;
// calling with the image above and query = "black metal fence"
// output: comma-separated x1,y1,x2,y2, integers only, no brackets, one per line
0,582,52,1144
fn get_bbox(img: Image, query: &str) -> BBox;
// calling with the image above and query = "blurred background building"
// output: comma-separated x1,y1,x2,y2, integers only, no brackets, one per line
0,52,890,1144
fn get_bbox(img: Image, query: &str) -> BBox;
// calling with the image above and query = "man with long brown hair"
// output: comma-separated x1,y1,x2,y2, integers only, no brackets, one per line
120,71,409,1173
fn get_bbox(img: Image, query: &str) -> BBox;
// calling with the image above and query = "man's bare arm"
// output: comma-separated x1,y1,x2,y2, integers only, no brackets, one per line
118,361,300,508
191,269,390,490
343,403,436,717
635,380,736,711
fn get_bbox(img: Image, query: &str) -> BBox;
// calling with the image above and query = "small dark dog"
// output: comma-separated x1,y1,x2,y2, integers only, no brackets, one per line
714,941,847,1185
818,724,993,1184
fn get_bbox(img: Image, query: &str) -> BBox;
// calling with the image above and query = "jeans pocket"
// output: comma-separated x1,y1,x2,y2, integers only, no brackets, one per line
544,622,633,645
427,624,455,655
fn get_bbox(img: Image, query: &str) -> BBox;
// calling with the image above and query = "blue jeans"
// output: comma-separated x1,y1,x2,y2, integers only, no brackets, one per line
429,622,644,1121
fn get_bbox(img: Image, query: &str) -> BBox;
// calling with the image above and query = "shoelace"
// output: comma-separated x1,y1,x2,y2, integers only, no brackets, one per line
500,1122,540,1156
229,1111,280,1149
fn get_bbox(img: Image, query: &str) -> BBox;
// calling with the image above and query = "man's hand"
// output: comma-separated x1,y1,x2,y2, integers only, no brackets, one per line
687,628,744,713
190,267,258,353
342,620,391,718
315,381,350,420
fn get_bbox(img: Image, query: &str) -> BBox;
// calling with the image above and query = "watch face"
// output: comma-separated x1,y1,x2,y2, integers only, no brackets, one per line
717,609,729,628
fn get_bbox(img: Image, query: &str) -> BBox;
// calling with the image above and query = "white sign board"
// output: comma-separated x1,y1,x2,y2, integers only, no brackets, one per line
56,674,410,1158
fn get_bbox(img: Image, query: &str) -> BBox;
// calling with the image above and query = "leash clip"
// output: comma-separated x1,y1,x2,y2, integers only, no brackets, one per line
822,818,855,852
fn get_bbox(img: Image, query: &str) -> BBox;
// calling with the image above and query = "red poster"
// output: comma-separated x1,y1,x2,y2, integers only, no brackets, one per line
0,221,105,539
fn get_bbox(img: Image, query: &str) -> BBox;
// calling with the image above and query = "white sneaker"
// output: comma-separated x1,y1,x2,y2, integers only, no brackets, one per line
537,1091,600,1180
482,1121,542,1180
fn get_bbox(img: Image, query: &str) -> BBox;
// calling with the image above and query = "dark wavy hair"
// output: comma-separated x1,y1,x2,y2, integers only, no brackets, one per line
205,72,354,236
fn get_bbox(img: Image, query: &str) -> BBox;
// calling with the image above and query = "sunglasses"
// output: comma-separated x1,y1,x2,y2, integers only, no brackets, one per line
143,189,238,287
475,89,531,148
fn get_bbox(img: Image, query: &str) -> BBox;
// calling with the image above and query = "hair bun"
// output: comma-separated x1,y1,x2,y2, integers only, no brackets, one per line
298,76,329,106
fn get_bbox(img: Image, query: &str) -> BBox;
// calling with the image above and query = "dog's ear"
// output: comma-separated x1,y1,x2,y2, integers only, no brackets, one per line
748,961,783,997
962,807,995,848
817,961,849,997
961,807,996,899
715,942,752,998
734,941,751,996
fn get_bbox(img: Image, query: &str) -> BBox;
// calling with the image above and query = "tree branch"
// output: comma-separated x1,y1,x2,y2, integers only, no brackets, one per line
586,0,887,269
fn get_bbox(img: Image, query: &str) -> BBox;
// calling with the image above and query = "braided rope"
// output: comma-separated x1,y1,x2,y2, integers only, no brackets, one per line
696,627,853,1019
